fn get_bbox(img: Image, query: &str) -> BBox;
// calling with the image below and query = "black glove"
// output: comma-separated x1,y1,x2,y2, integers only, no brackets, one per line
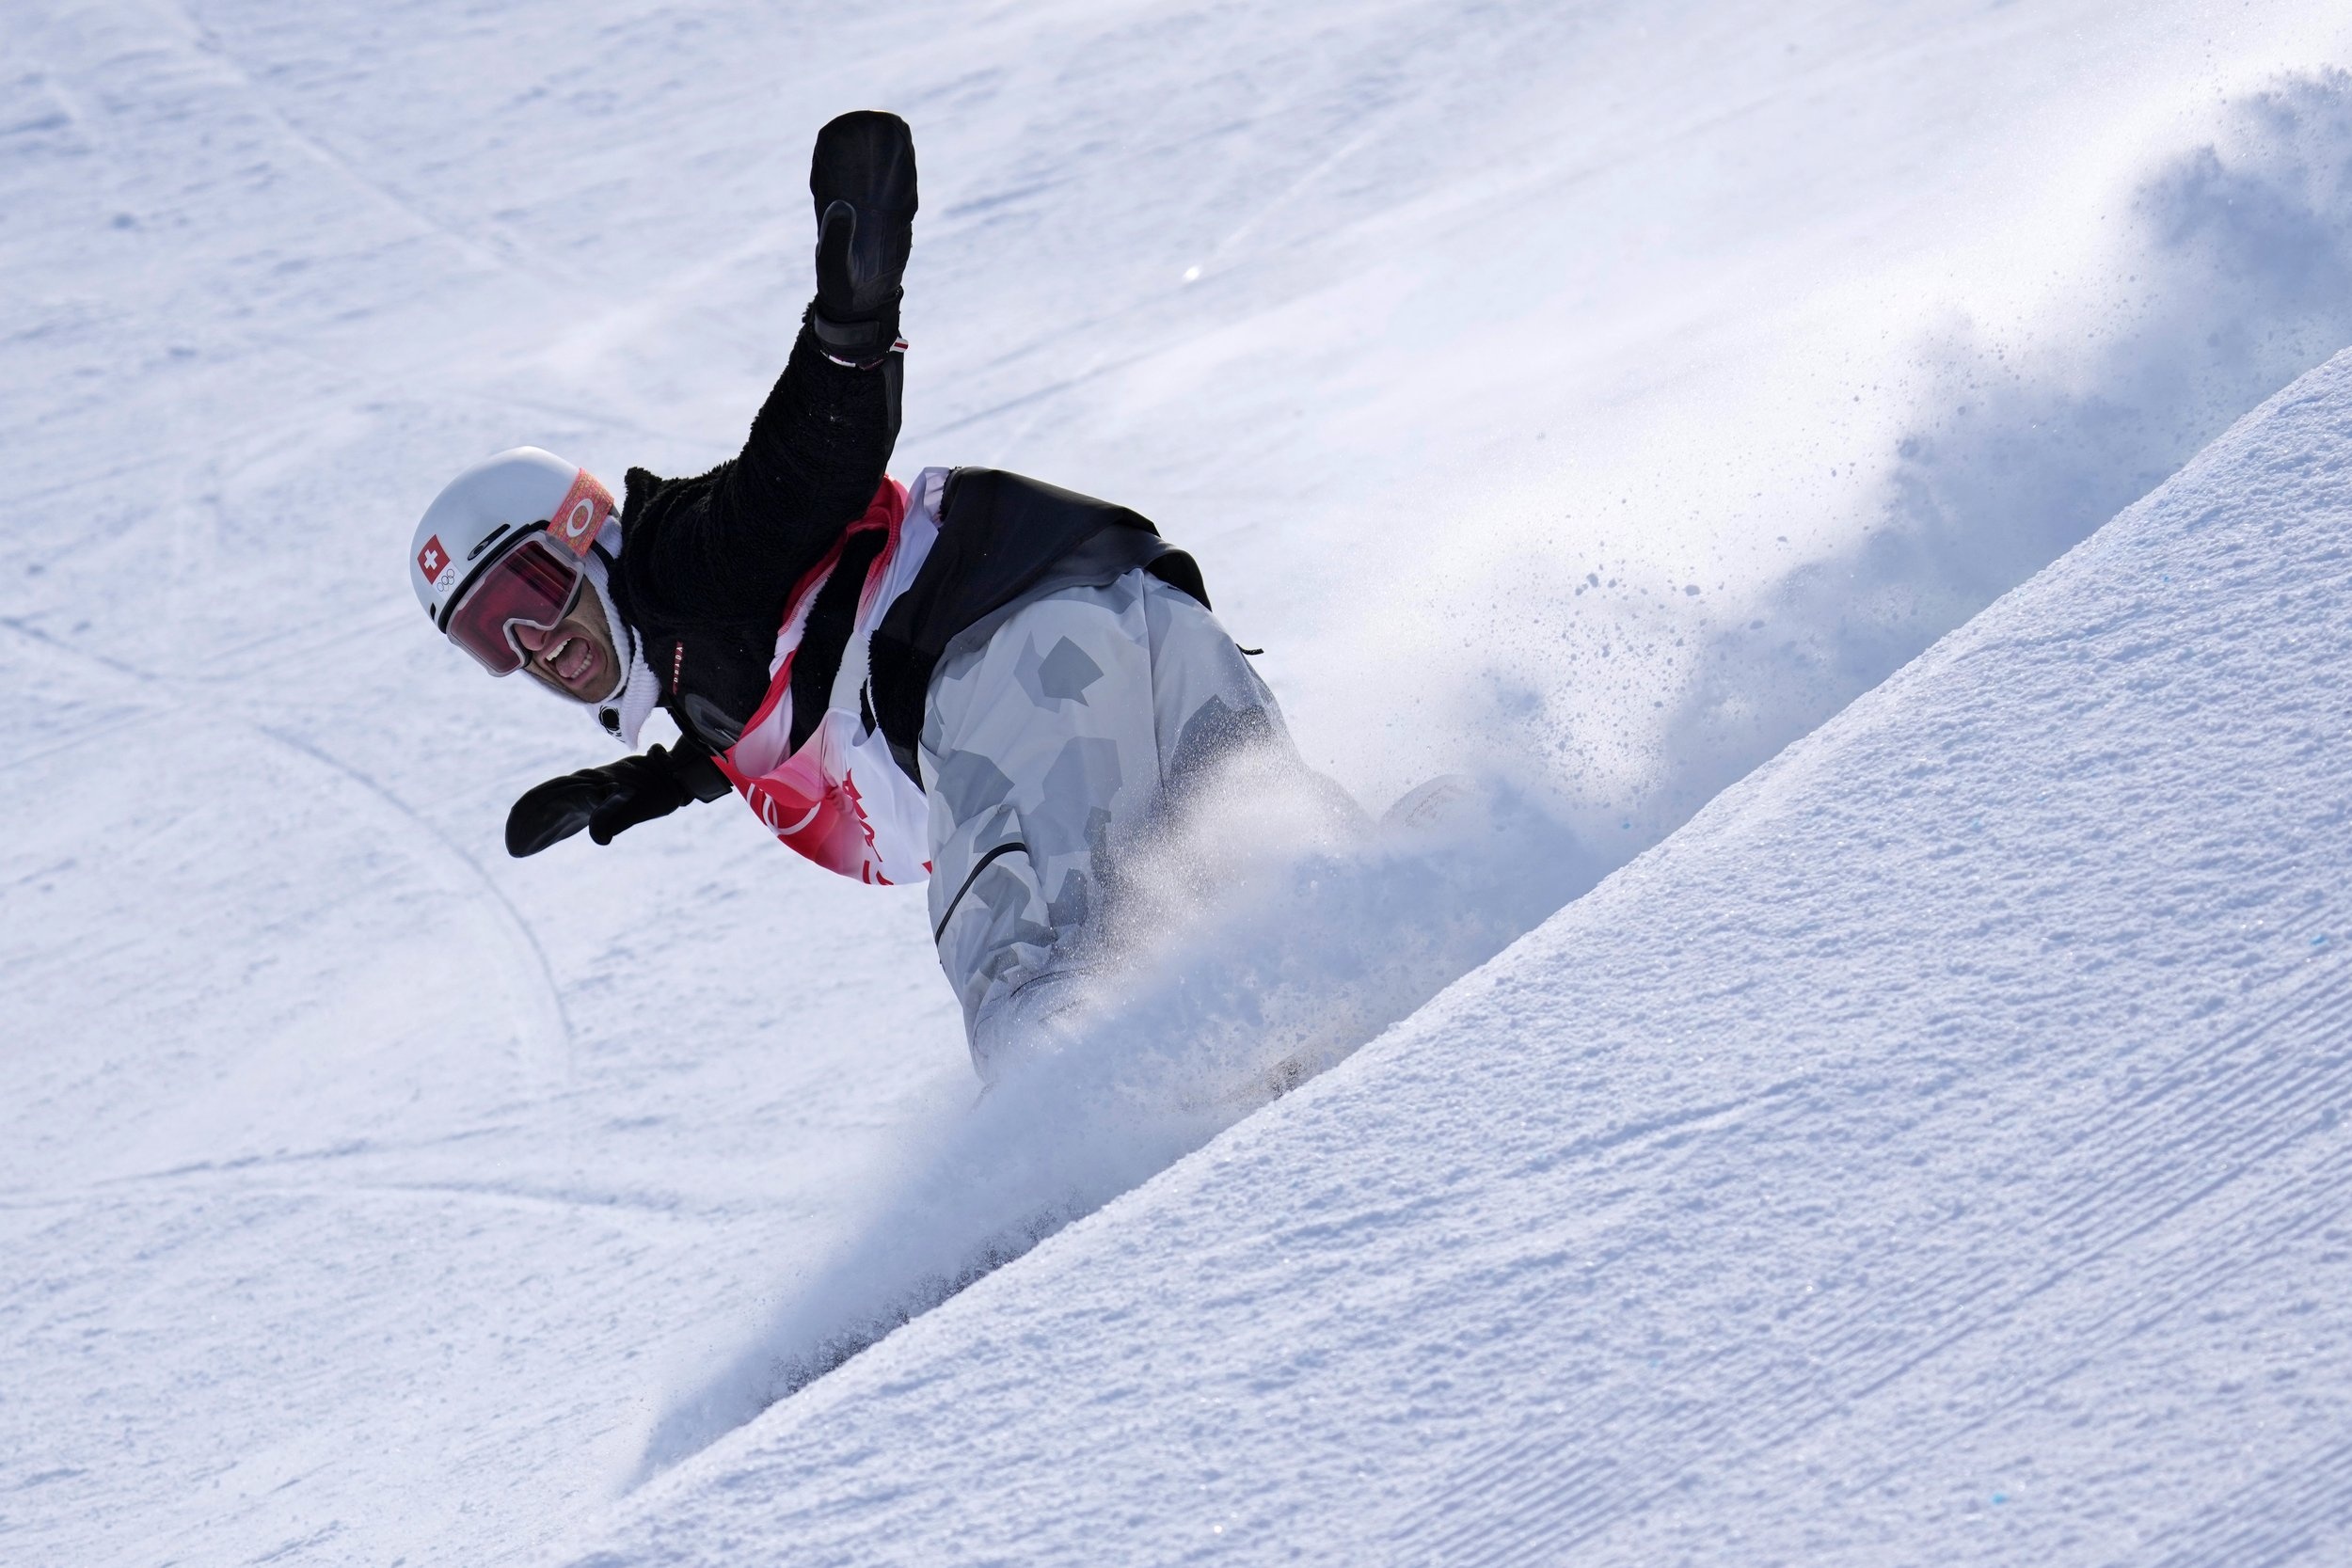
504,743,732,857
808,110,917,368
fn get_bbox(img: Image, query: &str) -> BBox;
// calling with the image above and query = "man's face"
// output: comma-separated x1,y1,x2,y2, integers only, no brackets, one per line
514,588,622,703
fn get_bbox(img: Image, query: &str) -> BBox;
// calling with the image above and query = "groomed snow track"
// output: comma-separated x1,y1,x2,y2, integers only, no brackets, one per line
552,354,2352,1566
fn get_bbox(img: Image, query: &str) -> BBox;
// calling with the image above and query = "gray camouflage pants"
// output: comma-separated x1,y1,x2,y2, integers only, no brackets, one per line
919,567,1290,1078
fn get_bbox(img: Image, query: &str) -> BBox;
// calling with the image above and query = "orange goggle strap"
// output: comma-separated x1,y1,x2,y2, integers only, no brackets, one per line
546,467,615,561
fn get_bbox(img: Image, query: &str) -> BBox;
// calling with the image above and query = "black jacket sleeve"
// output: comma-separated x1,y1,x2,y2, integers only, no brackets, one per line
617,310,901,628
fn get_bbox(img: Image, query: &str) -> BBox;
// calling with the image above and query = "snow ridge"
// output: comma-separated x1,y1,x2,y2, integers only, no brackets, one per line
556,350,2352,1565
630,70,2352,1479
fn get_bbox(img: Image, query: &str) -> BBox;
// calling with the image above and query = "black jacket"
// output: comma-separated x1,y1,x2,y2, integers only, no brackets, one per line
606,311,900,751
607,315,1204,777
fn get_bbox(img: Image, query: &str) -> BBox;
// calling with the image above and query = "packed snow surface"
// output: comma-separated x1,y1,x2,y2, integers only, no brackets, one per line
5,0,2352,1563
560,347,2352,1566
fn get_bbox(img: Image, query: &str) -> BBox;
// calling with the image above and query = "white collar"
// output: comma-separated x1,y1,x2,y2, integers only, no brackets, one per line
580,546,660,748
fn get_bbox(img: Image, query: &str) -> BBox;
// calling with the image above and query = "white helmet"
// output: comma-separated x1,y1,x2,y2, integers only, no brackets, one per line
409,447,616,631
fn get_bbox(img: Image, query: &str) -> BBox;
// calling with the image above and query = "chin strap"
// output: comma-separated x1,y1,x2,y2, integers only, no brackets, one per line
580,546,661,748
596,645,661,748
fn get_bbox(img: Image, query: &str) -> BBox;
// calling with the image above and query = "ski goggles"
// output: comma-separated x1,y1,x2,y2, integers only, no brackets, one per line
437,467,615,676
442,530,585,675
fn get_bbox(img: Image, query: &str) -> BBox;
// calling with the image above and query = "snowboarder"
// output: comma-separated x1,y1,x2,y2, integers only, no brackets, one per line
406,112,1311,1078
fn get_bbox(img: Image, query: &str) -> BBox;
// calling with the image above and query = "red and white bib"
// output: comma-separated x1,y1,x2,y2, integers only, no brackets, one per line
712,474,940,884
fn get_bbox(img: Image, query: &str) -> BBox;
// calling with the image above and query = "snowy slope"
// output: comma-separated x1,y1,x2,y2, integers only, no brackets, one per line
555,342,2352,1568
7,1,2352,1563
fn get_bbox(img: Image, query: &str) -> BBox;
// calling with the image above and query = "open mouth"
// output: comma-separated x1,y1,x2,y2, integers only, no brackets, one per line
547,634,598,689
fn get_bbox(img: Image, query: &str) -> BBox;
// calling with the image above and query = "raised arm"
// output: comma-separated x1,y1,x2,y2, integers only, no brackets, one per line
716,110,919,583
622,112,917,625
708,317,903,592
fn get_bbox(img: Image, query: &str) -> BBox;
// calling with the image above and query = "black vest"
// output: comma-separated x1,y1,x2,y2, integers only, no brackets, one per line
623,467,1206,776
866,468,1205,779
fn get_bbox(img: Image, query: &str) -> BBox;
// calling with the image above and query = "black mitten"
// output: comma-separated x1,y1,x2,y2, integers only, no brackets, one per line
809,110,917,367
504,744,732,857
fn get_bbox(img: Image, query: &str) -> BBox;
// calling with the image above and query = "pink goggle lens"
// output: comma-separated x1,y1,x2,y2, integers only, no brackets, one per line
444,533,582,675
